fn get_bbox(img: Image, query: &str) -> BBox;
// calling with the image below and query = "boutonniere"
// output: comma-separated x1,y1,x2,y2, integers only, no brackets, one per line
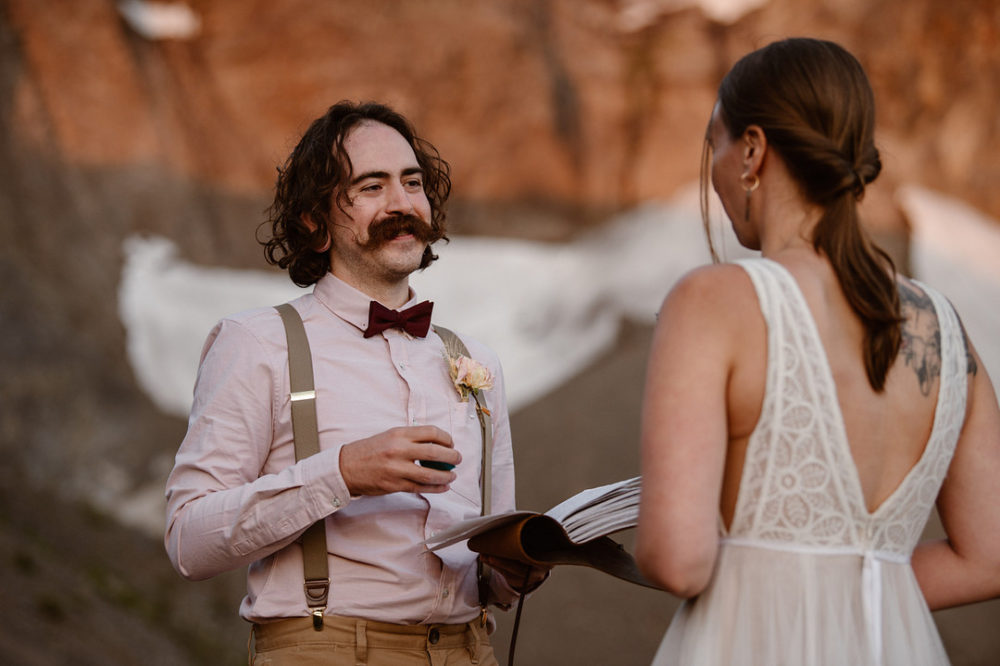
446,354,494,403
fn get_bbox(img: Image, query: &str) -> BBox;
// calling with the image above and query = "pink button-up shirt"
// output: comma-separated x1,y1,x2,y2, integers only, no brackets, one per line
165,273,518,624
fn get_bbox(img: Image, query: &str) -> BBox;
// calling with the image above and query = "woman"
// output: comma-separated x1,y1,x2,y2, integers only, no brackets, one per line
636,38,1000,665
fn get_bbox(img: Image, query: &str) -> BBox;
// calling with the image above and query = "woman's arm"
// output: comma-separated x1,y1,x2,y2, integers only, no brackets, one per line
913,337,1000,609
636,265,750,597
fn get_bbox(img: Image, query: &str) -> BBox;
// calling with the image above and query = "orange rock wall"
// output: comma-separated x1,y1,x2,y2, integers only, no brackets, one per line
4,0,998,238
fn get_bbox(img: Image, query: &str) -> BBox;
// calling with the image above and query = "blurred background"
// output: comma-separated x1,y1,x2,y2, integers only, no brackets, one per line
1,0,999,664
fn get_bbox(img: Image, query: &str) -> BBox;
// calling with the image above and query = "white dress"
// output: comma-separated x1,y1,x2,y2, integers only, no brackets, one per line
652,258,967,666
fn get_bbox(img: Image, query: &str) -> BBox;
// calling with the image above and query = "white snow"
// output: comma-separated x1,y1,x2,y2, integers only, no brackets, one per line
118,184,754,418
118,236,308,418
117,1,201,40
118,184,999,421
616,0,770,32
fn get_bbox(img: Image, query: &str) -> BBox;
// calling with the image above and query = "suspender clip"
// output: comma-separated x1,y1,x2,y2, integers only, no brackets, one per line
304,577,329,631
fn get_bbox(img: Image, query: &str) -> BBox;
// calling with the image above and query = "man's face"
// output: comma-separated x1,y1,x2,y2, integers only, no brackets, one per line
327,120,435,290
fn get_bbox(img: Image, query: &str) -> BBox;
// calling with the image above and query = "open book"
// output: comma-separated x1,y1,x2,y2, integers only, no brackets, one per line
425,477,656,588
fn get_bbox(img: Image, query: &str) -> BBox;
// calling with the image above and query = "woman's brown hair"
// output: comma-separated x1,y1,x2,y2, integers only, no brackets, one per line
704,38,901,391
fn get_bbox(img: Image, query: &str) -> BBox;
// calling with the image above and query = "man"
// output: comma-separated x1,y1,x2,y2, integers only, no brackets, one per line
165,101,546,665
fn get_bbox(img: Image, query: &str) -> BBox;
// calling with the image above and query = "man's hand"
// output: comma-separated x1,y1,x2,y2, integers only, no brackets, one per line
481,555,551,595
340,426,461,496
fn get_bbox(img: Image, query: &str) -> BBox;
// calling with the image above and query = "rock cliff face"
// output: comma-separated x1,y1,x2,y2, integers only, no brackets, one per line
6,0,1000,234
1,1,998,662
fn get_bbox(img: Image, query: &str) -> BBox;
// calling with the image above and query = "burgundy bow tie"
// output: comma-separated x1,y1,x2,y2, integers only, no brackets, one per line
363,300,433,338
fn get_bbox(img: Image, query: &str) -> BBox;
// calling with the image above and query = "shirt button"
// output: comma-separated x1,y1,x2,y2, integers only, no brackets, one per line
332,497,342,508
428,628,440,644
442,588,449,598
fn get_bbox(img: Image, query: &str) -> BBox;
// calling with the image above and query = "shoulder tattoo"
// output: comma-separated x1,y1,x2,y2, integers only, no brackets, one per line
898,282,941,396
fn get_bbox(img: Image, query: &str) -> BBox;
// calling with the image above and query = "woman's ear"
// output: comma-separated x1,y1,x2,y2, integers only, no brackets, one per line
742,125,767,173
302,213,331,252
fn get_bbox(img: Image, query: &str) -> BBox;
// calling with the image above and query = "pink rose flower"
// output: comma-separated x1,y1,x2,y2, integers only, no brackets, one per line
447,355,494,401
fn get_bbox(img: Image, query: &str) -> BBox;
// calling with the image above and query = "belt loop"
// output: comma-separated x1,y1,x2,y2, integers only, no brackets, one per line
466,621,480,664
355,620,367,666
247,625,255,666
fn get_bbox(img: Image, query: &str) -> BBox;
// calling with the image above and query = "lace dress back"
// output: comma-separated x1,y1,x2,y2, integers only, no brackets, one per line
651,258,968,666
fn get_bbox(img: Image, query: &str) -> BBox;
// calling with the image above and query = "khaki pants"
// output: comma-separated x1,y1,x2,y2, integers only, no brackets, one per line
251,615,498,666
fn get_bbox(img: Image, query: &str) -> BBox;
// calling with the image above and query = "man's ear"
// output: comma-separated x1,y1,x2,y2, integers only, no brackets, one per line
302,213,331,253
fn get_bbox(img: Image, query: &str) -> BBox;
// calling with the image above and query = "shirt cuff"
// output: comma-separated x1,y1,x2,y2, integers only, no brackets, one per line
299,446,352,516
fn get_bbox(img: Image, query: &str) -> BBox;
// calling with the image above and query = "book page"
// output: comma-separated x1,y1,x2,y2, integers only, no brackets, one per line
424,476,643,549
545,476,640,523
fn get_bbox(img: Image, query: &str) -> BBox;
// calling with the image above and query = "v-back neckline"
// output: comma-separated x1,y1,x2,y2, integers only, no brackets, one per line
760,258,947,518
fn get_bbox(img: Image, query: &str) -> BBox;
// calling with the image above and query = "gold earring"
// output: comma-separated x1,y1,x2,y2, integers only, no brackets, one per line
742,173,759,223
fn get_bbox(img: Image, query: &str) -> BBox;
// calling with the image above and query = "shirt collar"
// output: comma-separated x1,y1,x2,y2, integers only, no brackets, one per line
313,273,421,334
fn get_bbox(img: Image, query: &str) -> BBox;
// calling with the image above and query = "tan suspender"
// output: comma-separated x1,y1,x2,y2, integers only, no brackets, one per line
274,305,494,630
275,303,330,630
434,325,494,518
435,325,495,623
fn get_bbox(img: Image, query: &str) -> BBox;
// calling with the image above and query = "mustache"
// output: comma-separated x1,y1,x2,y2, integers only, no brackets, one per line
360,214,443,250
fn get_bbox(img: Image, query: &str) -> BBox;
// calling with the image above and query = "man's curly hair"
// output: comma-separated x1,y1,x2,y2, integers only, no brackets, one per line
260,101,451,287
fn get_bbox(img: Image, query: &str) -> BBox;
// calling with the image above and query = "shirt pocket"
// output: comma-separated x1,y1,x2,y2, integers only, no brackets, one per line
448,397,485,509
